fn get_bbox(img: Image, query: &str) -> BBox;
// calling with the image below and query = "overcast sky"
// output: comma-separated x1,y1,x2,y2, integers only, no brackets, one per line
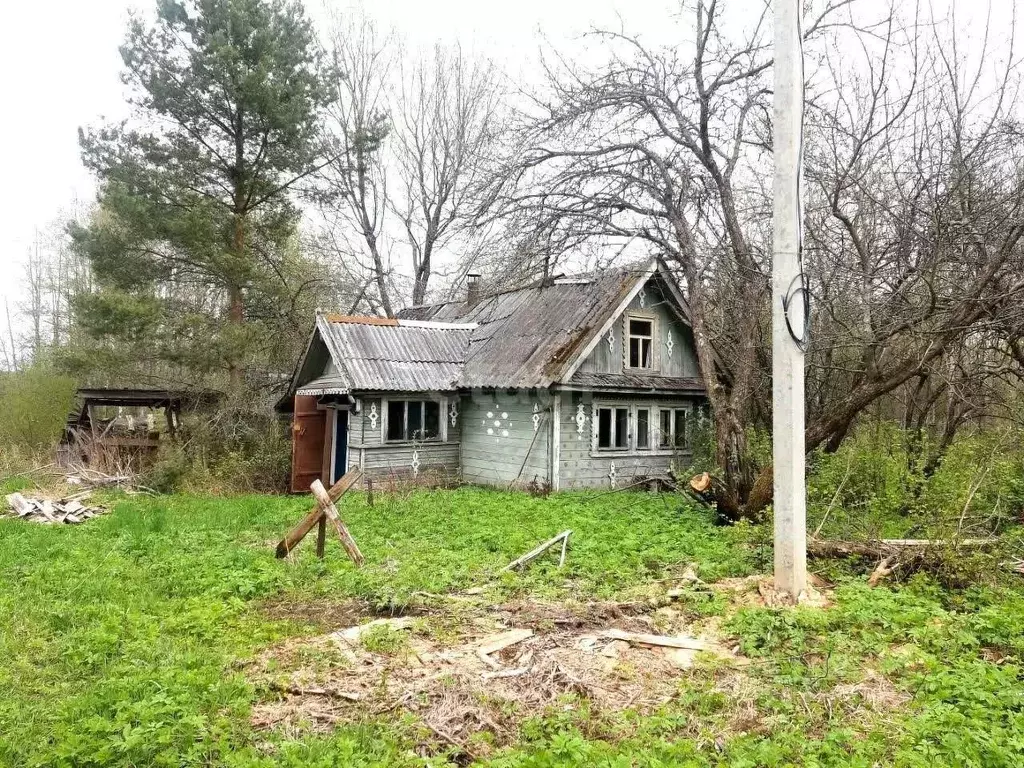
0,0,1012,348
0,0,685,346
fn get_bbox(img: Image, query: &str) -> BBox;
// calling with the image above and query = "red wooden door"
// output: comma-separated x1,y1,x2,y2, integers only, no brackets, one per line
290,395,326,493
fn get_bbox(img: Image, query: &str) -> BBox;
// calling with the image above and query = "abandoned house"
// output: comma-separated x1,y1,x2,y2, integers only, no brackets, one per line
279,259,708,491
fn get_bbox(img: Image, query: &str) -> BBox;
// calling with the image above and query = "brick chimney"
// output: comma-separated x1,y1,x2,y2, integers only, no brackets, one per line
466,272,482,307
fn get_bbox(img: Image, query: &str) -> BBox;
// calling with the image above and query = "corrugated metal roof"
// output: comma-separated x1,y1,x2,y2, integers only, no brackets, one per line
317,316,471,392
399,267,646,388
286,260,704,396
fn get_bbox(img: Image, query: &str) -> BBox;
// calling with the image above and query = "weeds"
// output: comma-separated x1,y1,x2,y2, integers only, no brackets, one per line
0,485,1022,766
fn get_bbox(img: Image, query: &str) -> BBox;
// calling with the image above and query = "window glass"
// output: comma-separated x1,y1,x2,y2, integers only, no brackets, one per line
627,317,654,368
386,400,443,441
674,409,687,448
659,410,672,448
386,401,405,441
597,407,612,449
636,409,649,449
614,408,629,448
423,401,440,439
407,401,423,439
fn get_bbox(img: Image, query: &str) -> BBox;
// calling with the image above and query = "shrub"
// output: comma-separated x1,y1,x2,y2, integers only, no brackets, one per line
143,405,291,494
0,364,77,453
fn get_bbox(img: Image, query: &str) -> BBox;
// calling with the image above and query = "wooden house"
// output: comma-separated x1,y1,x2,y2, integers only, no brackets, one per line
279,259,708,491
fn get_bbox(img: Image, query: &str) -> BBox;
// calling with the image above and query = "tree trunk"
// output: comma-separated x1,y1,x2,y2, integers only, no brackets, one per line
227,213,246,390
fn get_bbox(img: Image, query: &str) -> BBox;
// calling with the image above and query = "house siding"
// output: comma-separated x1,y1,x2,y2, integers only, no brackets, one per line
578,283,700,379
558,390,698,489
460,390,553,488
349,393,461,483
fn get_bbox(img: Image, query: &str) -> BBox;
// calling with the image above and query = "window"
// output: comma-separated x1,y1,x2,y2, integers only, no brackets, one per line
627,317,654,368
636,408,650,449
385,399,442,442
596,406,629,450
658,407,689,450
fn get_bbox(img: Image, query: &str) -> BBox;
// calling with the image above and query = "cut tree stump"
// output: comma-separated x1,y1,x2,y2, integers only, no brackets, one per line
275,468,363,559
310,479,364,566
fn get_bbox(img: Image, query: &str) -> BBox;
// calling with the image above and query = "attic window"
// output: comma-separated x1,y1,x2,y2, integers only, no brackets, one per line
627,317,654,368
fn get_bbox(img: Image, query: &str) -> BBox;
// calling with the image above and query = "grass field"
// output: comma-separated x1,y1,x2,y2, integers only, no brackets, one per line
1,486,1023,767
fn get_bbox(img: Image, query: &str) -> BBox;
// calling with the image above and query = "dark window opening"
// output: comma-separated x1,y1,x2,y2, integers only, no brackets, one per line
674,410,687,448
614,408,629,448
597,407,612,449
386,400,443,442
636,409,650,449
423,401,440,439
386,400,405,441
659,410,672,448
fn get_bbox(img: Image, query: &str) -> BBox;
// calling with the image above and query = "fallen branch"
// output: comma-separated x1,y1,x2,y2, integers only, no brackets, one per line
808,537,996,559
501,530,571,572
268,681,361,701
867,555,898,587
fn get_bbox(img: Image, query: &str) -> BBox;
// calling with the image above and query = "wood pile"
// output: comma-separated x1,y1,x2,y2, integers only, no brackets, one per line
5,492,107,524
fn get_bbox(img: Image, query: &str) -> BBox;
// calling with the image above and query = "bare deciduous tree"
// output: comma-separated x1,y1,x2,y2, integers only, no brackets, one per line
318,12,503,314
485,0,1024,520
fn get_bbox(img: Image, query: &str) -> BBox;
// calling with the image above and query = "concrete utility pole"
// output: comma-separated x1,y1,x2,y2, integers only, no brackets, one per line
772,0,807,599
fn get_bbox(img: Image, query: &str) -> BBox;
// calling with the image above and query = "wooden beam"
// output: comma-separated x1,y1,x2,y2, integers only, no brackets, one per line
311,478,365,566
315,515,327,559
500,530,572,572
275,467,363,558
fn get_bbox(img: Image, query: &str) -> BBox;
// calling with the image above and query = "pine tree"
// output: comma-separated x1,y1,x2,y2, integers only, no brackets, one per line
73,0,333,391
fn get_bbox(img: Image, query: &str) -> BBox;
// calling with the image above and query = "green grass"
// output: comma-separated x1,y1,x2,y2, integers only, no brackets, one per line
0,487,1023,766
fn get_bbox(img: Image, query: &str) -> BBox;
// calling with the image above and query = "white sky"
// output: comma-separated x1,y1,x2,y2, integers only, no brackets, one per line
0,0,1014,345
0,0,678,344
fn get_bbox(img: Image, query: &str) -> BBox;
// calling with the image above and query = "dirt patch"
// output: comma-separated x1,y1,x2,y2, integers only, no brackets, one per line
258,596,370,631
247,598,742,760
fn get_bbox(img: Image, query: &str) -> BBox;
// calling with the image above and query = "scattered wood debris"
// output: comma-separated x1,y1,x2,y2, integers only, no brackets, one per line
247,594,744,759
5,491,107,524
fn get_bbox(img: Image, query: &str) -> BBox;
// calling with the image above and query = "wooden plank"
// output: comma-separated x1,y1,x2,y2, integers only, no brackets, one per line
599,628,708,651
310,478,364,566
275,468,363,558
478,628,534,656
501,530,572,572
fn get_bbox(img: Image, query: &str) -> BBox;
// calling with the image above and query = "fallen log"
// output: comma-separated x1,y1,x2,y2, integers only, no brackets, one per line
275,468,363,558
808,537,996,559
501,530,571,572
310,478,365,566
